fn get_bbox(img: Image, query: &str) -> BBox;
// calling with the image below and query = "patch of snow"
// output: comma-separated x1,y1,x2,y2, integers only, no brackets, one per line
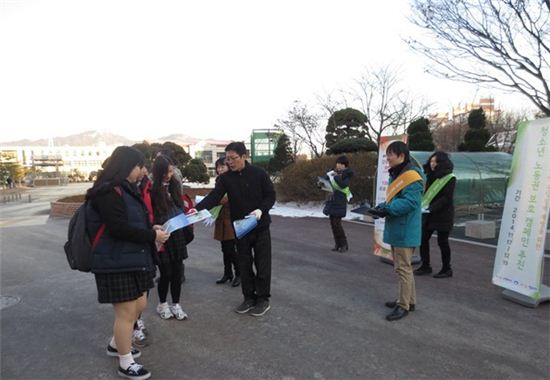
270,202,367,222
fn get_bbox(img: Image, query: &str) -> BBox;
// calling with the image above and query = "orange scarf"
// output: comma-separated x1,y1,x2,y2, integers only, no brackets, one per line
386,170,423,202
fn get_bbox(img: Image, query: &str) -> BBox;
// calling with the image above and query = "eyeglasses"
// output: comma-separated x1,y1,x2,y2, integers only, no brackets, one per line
225,155,241,162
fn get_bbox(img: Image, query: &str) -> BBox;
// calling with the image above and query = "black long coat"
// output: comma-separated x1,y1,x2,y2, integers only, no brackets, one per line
323,168,353,218
423,161,456,232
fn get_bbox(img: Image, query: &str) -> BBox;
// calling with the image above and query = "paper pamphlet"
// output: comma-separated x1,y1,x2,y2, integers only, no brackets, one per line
161,209,212,233
317,176,333,193
233,216,258,239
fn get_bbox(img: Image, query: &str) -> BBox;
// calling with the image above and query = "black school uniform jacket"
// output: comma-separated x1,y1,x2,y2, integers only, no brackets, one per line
196,161,276,230
90,181,156,273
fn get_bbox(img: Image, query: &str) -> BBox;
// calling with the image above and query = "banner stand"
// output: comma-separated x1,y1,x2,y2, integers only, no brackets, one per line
502,252,550,308
502,284,550,308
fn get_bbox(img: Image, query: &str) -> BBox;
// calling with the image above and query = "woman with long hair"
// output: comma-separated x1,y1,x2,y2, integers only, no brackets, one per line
414,151,456,278
86,146,170,380
150,155,189,320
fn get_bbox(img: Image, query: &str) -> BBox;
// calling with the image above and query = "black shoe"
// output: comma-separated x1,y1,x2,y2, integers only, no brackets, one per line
106,345,141,358
384,300,415,311
250,299,271,317
338,245,349,252
117,363,151,380
231,276,241,287
235,299,256,314
433,269,453,278
216,274,233,284
331,246,340,252
386,306,409,321
413,266,432,275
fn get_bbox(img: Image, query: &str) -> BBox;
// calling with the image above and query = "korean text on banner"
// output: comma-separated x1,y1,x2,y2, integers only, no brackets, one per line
492,118,550,299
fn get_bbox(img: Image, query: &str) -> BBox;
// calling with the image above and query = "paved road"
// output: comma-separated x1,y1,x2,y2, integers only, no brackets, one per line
1,191,549,379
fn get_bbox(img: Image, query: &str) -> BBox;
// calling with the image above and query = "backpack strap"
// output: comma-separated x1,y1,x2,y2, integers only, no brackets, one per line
92,185,123,249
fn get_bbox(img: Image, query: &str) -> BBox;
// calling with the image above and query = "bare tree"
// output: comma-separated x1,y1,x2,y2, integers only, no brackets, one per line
274,100,326,158
408,0,550,116
432,121,469,151
486,110,528,152
352,65,430,146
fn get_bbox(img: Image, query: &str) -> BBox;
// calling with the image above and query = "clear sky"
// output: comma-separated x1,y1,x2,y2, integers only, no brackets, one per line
0,0,534,143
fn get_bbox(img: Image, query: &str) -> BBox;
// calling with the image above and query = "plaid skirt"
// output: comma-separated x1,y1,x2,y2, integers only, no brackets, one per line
95,270,155,304
157,228,188,266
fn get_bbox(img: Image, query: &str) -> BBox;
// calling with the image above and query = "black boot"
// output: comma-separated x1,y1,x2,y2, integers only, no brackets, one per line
338,244,348,252
216,274,233,284
231,276,241,287
413,265,432,275
433,268,453,278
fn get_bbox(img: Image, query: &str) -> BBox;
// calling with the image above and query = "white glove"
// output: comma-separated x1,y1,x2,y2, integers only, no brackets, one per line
203,217,215,227
422,208,430,214
326,170,336,177
248,209,262,220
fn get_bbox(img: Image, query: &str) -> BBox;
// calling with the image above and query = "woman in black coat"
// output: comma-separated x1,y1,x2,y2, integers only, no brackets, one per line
87,146,170,380
414,151,456,278
323,155,353,252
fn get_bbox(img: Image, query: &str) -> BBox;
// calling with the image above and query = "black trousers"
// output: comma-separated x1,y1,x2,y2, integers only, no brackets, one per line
158,260,183,304
329,216,347,248
235,228,271,301
420,228,451,270
221,240,240,277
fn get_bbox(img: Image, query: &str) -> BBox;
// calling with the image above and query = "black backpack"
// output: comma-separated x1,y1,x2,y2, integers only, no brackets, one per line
64,187,122,271
64,201,104,272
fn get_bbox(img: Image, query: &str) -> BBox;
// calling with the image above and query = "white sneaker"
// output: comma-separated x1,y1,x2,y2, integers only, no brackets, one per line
136,318,147,335
132,328,147,347
169,303,188,320
156,303,173,319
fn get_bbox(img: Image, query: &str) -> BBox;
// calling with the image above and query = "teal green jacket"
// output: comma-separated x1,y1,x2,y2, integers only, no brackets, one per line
378,162,424,248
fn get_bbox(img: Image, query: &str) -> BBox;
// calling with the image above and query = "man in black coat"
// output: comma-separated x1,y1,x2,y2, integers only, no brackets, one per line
196,142,276,316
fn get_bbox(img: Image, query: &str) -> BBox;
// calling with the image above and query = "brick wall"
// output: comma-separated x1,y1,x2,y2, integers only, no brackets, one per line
50,188,212,218
50,201,82,218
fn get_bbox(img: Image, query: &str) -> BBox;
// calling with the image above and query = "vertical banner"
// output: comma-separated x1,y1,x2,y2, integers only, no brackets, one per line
493,118,550,299
373,134,408,260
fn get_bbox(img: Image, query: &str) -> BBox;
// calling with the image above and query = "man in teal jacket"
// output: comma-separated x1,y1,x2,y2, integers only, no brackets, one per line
370,141,424,321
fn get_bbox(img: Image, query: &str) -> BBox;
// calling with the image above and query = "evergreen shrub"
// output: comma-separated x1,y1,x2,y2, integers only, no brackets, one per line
276,152,377,203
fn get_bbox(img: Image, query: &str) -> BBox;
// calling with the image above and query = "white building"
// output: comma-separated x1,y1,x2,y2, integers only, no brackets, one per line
188,139,232,176
0,143,117,177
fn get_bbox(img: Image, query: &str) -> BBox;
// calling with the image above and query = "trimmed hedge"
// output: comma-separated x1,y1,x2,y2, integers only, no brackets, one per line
276,152,378,203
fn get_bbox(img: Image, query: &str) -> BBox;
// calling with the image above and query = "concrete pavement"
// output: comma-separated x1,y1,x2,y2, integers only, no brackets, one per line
1,189,549,379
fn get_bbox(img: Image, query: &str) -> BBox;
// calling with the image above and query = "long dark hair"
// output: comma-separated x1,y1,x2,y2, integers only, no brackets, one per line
423,151,454,178
151,155,183,217
86,146,144,200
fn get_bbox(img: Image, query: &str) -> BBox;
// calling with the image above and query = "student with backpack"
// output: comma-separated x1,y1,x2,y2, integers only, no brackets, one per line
150,155,189,320
86,146,170,380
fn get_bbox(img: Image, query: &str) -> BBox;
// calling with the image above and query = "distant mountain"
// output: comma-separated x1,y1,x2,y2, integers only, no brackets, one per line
1,130,232,147
156,133,200,145
1,130,136,146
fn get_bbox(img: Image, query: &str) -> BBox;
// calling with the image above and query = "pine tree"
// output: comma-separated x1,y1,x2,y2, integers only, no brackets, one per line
325,108,368,150
458,108,492,151
407,117,435,151
269,133,294,173
181,158,210,183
